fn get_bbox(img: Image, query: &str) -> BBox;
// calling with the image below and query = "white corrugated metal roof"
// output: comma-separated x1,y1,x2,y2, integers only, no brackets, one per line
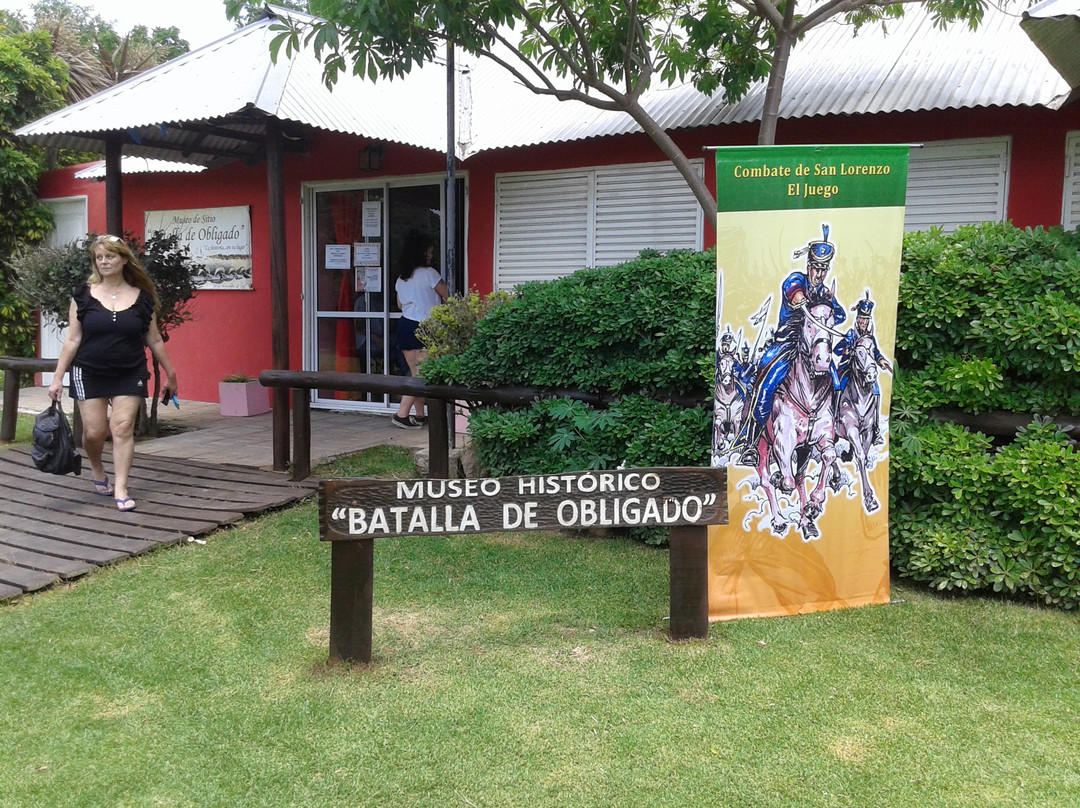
73,157,207,179
16,1,1071,163
467,0,1070,151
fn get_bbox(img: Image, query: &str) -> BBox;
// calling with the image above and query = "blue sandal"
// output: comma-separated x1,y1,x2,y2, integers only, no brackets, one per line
92,476,113,496
115,497,136,512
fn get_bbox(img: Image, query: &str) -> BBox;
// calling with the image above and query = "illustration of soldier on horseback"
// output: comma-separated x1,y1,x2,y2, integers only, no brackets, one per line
723,224,848,540
714,223,895,540
834,292,893,512
713,328,749,461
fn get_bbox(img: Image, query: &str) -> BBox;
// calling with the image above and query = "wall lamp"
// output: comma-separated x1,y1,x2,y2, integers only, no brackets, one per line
360,144,384,172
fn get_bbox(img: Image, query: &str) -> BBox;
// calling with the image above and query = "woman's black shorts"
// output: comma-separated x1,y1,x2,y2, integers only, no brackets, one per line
69,366,149,400
396,317,424,351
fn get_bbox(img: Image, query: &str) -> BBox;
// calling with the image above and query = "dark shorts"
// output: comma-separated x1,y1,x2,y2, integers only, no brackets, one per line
69,366,149,401
396,317,424,351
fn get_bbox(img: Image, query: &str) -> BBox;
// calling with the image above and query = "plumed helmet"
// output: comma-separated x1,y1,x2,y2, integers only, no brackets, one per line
793,223,836,271
852,291,875,317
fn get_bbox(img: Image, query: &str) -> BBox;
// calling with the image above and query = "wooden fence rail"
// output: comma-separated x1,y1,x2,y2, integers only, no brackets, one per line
256,369,706,482
1,357,60,442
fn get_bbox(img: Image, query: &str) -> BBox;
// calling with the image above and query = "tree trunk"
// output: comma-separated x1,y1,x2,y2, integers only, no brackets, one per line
625,99,718,233
758,11,798,146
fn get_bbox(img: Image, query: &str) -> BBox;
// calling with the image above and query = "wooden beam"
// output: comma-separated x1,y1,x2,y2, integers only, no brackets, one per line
104,138,123,235
668,525,710,640
266,118,291,472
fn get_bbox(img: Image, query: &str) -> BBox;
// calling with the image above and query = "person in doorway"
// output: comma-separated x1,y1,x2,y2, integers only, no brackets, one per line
392,231,448,428
48,235,179,512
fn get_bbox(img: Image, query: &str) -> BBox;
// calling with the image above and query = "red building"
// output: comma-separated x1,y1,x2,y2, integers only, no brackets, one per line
22,2,1080,406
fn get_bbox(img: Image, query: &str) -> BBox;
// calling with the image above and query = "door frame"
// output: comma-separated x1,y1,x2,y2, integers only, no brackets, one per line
301,173,467,411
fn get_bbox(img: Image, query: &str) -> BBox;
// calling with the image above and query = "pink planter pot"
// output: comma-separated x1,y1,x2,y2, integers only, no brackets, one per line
218,380,270,417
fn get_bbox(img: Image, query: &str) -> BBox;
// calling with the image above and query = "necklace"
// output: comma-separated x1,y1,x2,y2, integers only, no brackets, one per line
104,286,122,321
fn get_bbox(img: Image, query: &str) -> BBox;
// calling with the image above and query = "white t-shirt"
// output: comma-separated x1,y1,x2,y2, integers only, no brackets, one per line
395,266,443,322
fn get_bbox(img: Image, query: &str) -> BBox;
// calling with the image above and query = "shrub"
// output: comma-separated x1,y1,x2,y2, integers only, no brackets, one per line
896,223,1080,414
421,249,716,396
890,222,1080,608
427,227,1080,606
890,419,1080,608
0,282,36,357
417,289,513,360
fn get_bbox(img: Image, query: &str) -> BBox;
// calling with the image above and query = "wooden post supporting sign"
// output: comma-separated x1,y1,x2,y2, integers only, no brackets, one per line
319,467,726,664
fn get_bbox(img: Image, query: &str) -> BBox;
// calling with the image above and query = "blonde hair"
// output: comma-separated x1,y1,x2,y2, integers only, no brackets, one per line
88,235,160,310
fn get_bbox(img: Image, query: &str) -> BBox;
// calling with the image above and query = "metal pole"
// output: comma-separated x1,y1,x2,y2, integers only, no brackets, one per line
445,41,457,297
445,42,458,449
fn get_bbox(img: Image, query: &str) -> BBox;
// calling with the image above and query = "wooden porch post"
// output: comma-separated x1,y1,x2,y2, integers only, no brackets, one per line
266,118,291,472
104,137,123,236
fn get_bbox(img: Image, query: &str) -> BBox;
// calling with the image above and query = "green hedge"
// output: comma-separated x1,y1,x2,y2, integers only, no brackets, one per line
426,226,1080,605
890,223,1080,609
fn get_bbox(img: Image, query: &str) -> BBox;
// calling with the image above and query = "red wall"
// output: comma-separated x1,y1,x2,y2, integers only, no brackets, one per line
37,104,1080,401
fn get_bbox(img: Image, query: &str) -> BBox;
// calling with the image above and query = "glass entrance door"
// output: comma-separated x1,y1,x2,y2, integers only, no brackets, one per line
308,178,464,409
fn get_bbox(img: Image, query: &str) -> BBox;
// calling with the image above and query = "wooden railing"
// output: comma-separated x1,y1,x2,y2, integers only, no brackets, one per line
258,369,624,482
0,357,59,442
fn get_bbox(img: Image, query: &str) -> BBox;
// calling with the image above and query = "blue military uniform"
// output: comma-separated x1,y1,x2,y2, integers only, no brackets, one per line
735,225,846,465
835,294,889,444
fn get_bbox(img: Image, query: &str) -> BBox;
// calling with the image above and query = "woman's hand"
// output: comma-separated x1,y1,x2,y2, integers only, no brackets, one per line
48,377,63,402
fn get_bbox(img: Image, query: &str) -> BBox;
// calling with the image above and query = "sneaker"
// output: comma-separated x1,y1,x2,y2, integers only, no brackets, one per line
392,414,422,429
413,416,428,426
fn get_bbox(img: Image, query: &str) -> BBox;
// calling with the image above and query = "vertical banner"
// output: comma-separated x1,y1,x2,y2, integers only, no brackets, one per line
709,145,909,620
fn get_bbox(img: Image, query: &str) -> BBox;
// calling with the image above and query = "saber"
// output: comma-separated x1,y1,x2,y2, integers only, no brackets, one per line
747,294,773,362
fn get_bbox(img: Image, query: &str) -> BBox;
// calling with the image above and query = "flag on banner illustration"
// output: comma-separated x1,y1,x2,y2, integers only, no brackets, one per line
709,144,910,621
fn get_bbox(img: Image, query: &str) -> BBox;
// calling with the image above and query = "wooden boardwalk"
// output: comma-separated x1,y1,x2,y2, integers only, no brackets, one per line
0,446,318,601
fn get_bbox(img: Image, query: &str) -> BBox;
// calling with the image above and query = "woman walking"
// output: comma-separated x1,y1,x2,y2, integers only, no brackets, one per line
48,235,179,512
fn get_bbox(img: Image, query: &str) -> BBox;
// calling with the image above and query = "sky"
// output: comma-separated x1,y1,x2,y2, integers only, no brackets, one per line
0,0,237,49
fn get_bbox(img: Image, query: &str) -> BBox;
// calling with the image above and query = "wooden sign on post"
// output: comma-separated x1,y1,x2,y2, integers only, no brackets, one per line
319,467,726,663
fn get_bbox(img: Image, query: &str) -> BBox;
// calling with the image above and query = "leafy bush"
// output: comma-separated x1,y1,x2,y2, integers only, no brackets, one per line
890,420,1080,608
417,289,513,360
890,222,1080,609
422,249,716,396
427,227,1080,605
0,282,36,357
896,223,1080,414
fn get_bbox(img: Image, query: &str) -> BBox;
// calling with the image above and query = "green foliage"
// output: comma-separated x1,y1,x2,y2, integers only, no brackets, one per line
416,288,513,360
890,419,1080,608
895,222,1080,414
0,20,68,357
889,222,1080,609
422,249,716,396
11,231,199,338
0,23,67,258
0,283,36,356
8,240,88,326
468,395,710,480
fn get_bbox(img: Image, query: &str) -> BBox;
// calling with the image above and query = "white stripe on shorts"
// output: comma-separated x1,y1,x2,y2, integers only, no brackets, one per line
71,366,85,400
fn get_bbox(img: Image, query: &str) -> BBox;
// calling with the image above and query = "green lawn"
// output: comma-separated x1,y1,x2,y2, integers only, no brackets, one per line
1,446,1077,807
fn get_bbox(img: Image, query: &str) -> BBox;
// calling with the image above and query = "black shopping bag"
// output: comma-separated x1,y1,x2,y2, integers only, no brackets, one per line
31,400,82,476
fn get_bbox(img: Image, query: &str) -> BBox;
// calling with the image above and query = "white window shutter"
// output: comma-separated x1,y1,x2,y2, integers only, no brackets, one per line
495,172,590,290
593,161,703,267
905,137,1010,232
494,161,704,288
